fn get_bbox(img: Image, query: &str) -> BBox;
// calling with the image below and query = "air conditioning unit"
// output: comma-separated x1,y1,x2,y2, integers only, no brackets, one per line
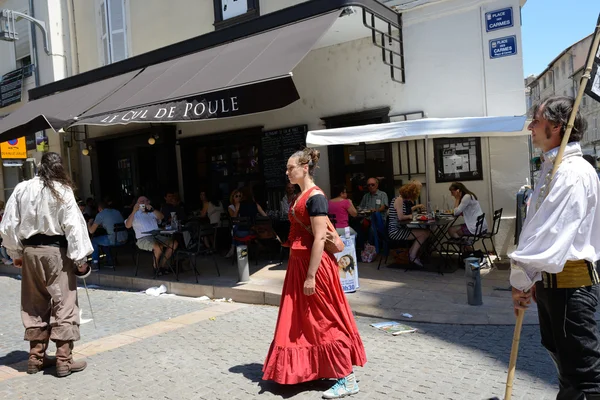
0,10,19,41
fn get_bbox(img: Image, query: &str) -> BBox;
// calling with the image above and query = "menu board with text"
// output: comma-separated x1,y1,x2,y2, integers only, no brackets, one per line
261,125,307,188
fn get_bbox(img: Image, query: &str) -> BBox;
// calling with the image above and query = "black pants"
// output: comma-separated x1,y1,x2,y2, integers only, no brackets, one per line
536,282,600,400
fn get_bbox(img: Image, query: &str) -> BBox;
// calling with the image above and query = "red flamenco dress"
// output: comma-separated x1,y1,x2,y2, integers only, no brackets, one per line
262,186,367,384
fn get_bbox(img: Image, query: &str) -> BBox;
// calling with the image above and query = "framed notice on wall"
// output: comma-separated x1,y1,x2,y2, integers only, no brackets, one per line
433,137,483,183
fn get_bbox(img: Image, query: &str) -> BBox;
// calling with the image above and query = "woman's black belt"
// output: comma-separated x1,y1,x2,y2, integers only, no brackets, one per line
22,234,68,248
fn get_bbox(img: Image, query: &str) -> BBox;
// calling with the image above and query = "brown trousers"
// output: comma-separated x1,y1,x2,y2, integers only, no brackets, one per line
21,246,80,342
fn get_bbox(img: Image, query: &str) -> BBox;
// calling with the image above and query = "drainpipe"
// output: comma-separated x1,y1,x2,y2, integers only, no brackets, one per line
28,0,40,87
69,0,80,74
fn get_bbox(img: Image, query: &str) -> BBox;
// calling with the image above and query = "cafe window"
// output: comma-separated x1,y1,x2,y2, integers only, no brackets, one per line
180,128,264,210
433,137,483,183
213,0,259,29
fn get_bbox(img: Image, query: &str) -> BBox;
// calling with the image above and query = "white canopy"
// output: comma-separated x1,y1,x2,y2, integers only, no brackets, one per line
306,115,529,146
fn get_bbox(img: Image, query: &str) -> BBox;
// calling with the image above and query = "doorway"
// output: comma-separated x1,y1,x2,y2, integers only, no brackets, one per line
322,108,393,202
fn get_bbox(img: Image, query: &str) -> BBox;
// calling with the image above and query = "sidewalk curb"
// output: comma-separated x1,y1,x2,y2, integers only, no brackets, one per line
0,265,542,326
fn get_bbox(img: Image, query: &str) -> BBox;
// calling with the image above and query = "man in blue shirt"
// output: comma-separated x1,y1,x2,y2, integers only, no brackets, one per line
88,200,128,268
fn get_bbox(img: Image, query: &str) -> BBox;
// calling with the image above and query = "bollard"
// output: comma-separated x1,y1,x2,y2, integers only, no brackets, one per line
236,245,250,283
464,256,483,306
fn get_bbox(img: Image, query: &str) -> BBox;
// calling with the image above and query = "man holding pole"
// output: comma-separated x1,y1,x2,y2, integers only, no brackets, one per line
510,96,600,399
0,152,93,378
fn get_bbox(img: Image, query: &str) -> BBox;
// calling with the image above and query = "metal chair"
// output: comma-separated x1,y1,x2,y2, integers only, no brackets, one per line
479,208,503,262
230,216,257,265
440,213,486,273
175,222,220,282
253,215,283,264
134,231,177,279
377,216,412,269
99,222,129,270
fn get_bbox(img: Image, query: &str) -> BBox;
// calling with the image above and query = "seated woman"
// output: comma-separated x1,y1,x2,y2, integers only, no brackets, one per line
328,184,358,237
388,180,430,267
448,182,488,238
198,189,225,252
225,187,267,257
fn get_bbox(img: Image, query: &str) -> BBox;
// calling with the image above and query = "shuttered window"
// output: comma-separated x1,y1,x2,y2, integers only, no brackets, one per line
13,10,30,62
98,0,128,65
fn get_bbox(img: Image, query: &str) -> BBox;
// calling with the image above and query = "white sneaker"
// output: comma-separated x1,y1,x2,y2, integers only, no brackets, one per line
322,374,359,399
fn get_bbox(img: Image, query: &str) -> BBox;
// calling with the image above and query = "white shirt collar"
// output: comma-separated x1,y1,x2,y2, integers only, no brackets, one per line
541,142,582,164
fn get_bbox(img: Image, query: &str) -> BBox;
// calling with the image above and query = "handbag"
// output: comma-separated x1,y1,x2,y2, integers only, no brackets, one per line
291,202,344,255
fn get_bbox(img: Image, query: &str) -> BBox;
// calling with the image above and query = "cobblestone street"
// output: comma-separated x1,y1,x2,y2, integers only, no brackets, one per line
0,275,558,399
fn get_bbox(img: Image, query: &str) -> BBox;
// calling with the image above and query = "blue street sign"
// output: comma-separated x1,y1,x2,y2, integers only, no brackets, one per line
485,7,513,32
489,36,517,59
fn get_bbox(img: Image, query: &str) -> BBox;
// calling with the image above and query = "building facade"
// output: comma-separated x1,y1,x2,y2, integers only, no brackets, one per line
527,33,600,154
0,0,530,255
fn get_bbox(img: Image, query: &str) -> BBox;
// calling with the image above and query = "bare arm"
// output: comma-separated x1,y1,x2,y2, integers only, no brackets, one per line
305,214,327,295
152,207,164,221
228,204,239,217
88,221,99,234
200,202,209,218
125,206,137,229
347,200,358,217
256,203,267,217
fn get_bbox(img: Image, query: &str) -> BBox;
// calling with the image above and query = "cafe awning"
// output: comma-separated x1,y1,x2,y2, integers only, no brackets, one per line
0,11,340,140
306,115,529,146
0,70,141,140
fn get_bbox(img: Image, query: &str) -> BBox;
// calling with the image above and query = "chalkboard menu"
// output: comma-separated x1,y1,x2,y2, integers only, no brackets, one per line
0,67,25,108
261,125,307,188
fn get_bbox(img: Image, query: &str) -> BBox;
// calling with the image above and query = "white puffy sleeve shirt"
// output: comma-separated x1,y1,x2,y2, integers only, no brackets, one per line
0,177,93,262
509,143,600,291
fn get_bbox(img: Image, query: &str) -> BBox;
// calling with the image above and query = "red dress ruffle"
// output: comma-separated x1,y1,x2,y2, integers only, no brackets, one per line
262,187,367,385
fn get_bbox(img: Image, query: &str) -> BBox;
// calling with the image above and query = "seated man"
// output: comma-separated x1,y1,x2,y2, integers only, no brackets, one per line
125,196,178,275
161,190,186,225
88,200,129,269
78,199,93,224
359,177,389,213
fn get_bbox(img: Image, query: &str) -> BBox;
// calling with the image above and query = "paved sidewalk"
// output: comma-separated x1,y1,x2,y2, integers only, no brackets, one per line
0,252,527,325
0,275,558,399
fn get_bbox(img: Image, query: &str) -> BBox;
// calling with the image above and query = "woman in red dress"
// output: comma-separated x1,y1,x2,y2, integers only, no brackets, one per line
262,148,366,399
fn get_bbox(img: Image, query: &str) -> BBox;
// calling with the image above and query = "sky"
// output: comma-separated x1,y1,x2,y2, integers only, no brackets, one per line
521,0,599,77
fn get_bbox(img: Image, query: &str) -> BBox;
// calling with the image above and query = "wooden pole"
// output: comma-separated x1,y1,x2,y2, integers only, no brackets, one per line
504,309,524,400
551,17,600,178
504,14,600,400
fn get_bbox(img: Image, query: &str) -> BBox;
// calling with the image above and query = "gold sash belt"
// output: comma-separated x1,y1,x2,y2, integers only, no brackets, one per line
542,260,599,289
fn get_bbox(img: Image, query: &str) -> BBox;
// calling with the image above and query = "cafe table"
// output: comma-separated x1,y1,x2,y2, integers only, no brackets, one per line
398,215,458,273
141,227,187,278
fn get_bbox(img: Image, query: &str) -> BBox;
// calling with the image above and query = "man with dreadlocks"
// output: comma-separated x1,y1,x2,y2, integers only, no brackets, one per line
0,152,93,377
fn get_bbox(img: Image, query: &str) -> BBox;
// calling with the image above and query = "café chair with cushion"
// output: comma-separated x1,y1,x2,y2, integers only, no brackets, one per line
230,216,257,265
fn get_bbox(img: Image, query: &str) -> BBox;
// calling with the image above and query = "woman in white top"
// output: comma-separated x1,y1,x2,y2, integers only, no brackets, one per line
448,182,488,238
200,190,225,226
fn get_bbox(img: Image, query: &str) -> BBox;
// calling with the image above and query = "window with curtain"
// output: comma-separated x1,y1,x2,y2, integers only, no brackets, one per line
98,0,128,65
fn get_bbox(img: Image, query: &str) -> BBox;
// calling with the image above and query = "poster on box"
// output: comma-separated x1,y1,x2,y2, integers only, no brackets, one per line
335,234,359,293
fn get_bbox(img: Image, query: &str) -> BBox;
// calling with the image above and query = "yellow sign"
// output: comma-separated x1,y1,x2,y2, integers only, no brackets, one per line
1,137,27,159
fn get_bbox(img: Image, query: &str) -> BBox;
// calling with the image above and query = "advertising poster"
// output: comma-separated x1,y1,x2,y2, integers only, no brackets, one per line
335,234,359,293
